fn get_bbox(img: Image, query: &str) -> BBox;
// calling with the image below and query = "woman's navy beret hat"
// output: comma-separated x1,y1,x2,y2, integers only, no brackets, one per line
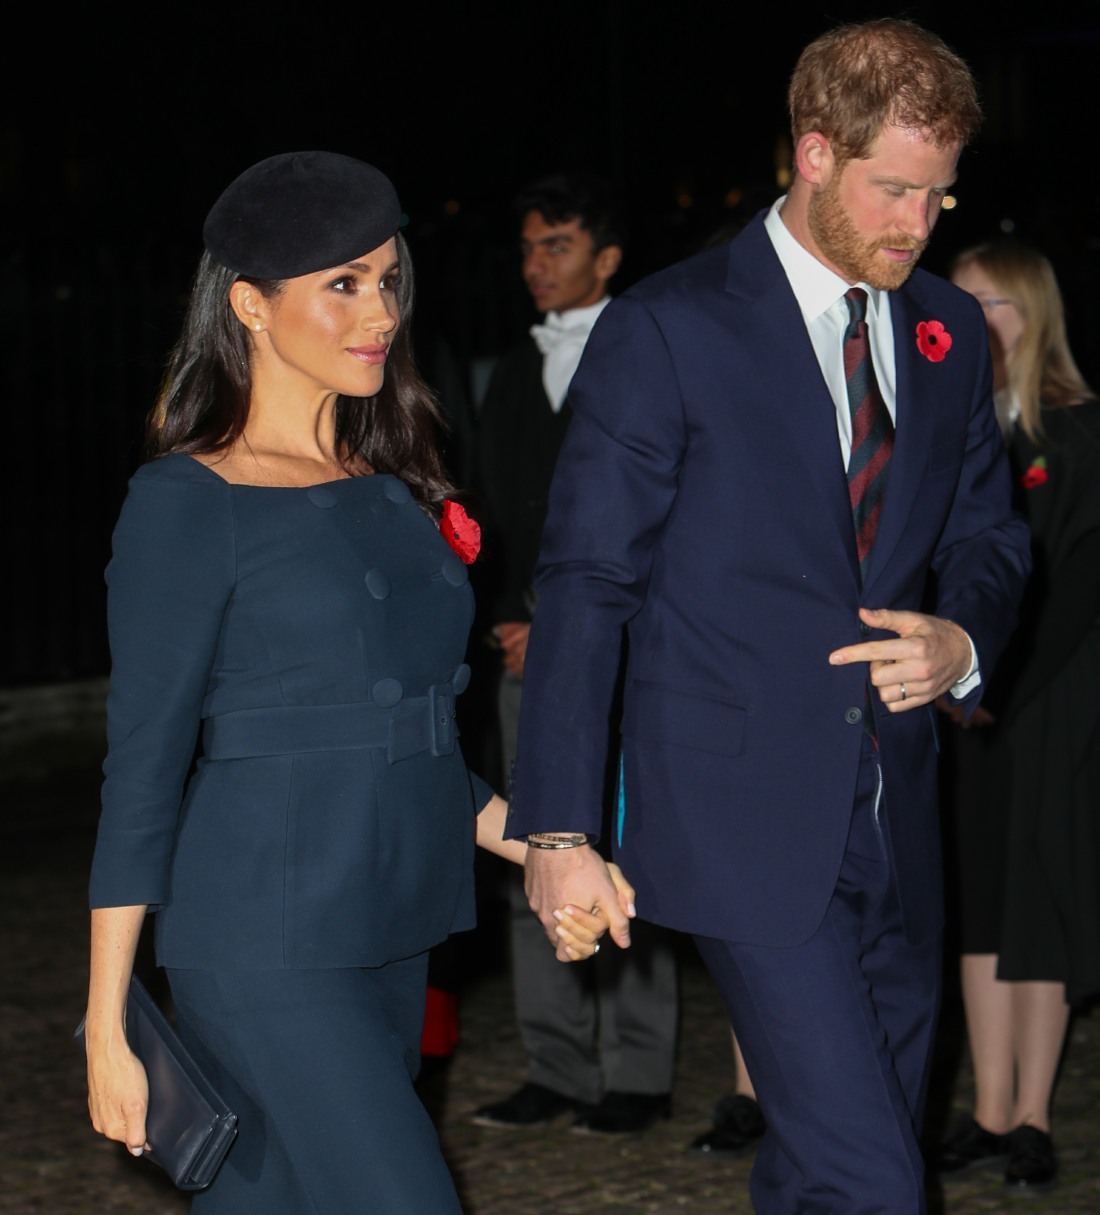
203,151,403,279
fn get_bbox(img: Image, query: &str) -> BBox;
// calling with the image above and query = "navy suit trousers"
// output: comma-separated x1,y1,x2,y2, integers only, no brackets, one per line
695,737,941,1215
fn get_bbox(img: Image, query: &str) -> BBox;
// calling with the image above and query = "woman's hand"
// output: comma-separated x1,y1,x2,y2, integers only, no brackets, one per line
87,1034,150,1157
86,904,149,1157
552,904,608,961
606,862,637,920
552,862,637,961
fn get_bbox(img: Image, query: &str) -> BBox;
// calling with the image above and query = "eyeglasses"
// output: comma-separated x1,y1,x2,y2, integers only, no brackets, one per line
978,297,1017,312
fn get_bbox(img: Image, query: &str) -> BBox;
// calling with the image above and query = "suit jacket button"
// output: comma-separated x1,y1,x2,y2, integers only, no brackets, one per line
365,568,392,600
372,678,404,707
845,707,863,725
860,621,872,635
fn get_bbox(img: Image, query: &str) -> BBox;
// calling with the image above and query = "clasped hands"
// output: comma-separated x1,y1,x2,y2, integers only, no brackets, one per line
828,607,972,710
527,844,636,962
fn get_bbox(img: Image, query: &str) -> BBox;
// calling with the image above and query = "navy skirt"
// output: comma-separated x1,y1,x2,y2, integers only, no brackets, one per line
166,956,463,1214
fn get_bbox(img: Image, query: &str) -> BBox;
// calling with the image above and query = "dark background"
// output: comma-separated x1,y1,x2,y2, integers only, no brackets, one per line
4,3,1098,684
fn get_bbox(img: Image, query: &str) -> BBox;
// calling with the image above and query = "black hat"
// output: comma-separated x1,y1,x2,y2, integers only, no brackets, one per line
203,151,403,279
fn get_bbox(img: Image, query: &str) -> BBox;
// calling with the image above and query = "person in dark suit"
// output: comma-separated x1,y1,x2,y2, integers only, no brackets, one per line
473,175,679,1136
82,152,614,1214
506,21,1032,1215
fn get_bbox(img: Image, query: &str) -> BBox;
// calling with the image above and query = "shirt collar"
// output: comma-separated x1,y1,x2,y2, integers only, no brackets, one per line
764,198,888,328
540,296,611,333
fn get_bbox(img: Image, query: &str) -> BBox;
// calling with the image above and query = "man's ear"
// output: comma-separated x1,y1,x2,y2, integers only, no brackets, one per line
228,280,272,334
794,131,836,191
595,244,622,284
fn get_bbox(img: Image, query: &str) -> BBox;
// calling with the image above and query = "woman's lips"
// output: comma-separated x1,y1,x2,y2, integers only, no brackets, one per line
347,346,388,364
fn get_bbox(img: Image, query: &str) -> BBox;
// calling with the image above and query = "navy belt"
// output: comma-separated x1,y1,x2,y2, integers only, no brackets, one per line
202,685,457,765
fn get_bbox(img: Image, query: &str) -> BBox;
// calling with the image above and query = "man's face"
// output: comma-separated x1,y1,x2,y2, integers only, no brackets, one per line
808,125,959,290
520,211,613,314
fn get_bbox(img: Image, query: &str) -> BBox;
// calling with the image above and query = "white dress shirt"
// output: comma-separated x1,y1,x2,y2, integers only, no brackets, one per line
764,200,897,465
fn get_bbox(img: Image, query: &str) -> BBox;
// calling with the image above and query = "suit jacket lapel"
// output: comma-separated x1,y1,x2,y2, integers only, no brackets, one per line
724,224,860,584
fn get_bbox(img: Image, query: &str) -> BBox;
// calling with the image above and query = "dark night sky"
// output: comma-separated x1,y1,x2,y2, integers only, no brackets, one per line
15,3,1096,393
3,4,1099,682
15,6,1099,260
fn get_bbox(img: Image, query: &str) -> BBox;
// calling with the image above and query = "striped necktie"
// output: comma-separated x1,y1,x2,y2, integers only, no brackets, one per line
843,287,893,578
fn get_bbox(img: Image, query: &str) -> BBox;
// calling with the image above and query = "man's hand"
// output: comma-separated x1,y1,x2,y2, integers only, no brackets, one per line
495,622,531,677
525,844,633,960
828,607,972,711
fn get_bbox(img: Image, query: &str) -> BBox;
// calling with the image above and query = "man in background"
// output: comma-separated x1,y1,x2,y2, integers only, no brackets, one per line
474,174,678,1136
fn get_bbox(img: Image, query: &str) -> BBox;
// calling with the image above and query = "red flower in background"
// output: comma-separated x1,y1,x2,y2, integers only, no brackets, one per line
441,500,481,563
1020,456,1048,490
916,319,952,362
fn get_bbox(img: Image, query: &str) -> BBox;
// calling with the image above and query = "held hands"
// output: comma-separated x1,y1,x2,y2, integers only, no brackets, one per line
526,844,635,962
552,863,636,962
829,607,972,711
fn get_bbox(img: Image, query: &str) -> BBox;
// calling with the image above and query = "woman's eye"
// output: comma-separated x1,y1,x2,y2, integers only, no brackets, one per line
381,273,402,292
331,276,356,293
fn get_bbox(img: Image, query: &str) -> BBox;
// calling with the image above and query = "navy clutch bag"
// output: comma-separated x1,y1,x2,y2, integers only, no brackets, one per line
76,977,238,1190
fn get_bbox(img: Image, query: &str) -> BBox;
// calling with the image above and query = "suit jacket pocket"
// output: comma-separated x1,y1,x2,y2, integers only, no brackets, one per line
621,679,748,757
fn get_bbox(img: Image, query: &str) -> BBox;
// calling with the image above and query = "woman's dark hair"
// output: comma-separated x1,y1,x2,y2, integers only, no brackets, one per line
150,233,453,509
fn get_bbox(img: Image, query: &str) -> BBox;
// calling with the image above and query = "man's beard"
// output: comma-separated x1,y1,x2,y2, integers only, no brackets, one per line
808,174,927,291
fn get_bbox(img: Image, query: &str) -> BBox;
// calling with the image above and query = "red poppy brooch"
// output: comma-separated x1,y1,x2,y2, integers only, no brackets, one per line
916,320,952,363
441,500,481,564
1020,456,1048,490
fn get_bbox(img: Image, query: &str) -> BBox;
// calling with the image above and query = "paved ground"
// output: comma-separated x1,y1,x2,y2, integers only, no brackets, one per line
2,719,1097,1214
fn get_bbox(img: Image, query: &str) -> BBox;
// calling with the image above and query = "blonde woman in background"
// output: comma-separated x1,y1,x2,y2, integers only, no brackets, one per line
938,241,1100,1192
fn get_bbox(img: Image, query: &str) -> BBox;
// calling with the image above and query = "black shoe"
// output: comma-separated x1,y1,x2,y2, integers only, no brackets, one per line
471,1082,589,1128
572,1090,672,1135
688,1094,766,1155
1004,1125,1057,1191
936,1118,1010,1174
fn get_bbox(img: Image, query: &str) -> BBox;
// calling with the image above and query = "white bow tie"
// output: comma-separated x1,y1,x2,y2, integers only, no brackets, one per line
529,298,610,411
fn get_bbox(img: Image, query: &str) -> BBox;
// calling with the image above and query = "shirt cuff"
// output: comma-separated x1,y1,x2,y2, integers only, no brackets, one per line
948,634,981,699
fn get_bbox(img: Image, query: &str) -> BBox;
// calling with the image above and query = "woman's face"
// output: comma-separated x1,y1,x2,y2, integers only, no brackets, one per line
253,238,401,400
951,261,1026,370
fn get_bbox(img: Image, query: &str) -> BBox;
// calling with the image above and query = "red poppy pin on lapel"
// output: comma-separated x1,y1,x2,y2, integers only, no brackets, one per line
916,320,952,363
441,500,481,563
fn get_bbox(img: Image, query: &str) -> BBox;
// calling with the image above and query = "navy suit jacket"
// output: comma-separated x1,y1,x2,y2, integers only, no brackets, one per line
508,217,1031,948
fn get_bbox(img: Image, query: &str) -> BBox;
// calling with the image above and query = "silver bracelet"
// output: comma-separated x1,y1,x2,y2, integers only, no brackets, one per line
526,833,589,850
